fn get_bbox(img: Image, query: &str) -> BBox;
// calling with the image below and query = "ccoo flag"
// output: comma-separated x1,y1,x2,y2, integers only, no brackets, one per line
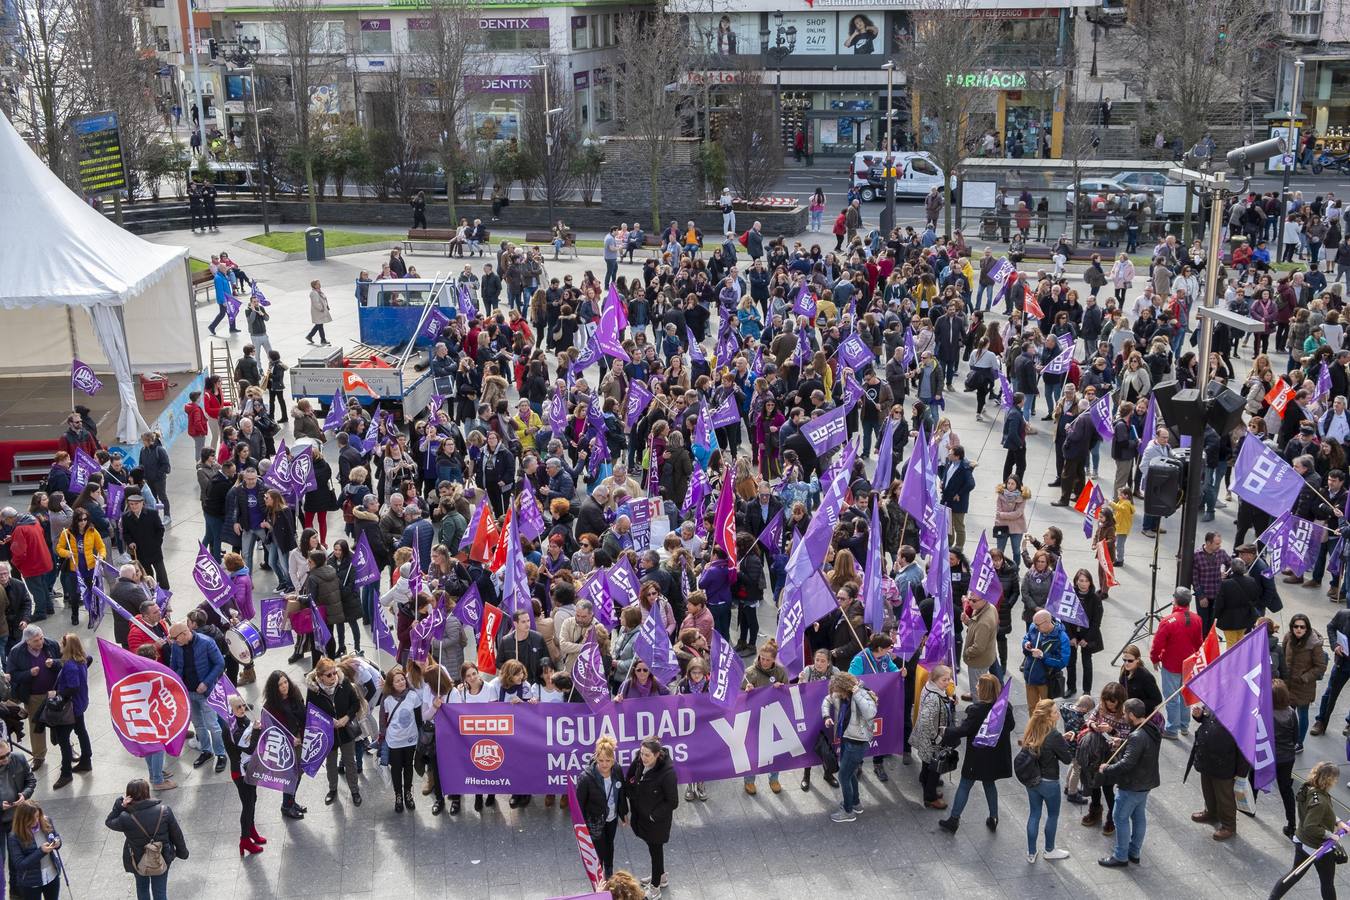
973,677,1013,748
1045,560,1088,627
708,630,746,709
969,531,1003,606
861,502,886,634
1185,622,1275,791
1233,433,1306,518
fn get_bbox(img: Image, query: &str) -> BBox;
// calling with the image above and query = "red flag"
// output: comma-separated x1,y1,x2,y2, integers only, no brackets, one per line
1022,284,1044,320
477,603,504,675
469,504,500,564
567,778,606,890
1181,625,1221,705
713,471,738,568
1265,378,1296,418
488,507,513,573
1096,541,1119,589
342,369,377,396
1074,480,1097,514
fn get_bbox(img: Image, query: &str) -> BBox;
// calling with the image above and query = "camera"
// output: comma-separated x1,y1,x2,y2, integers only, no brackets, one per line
1226,138,1286,175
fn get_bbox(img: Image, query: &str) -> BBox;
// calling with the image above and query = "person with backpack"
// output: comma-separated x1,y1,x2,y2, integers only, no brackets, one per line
823,671,877,823
1021,609,1071,707
105,778,189,899
1017,698,1075,864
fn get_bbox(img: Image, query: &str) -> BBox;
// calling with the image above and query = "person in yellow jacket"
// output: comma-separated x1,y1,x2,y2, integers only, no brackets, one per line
54,510,106,624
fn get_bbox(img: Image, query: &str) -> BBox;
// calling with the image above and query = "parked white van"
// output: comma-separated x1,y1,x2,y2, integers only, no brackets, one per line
850,151,948,201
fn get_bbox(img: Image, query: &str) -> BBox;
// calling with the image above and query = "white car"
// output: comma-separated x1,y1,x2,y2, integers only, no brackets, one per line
1113,171,1174,192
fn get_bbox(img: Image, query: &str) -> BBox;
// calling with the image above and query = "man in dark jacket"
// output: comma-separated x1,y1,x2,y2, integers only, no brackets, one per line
202,461,235,561
7,625,61,769
336,432,364,488
1052,405,1096,506
574,488,610,543
495,610,551,683
1187,705,1241,840
1211,558,1261,645
1097,698,1162,867
737,484,783,539
168,622,227,772
0,563,30,651
932,304,967,389
138,432,172,524
1002,393,1028,482
939,447,976,553
122,491,168,588
480,263,502,314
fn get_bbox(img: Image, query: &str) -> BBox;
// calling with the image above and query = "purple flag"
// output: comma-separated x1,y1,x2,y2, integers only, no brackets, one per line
902,327,917,368
1138,397,1158,457
572,334,602,373
372,605,399,658
251,285,270,306
300,703,336,778
872,418,899,493
686,327,706,363
691,405,714,453
802,404,850,456
105,482,125,520
791,281,817,318
709,630,746,708
1042,344,1074,375
605,556,640,608
453,583,484,637
1260,511,1319,578
1056,331,1074,352
793,329,813,368
1233,433,1306,518
625,379,654,429
323,388,347,432
595,294,631,361
997,368,1016,411
516,485,546,542
457,284,477,318
500,512,532,622
245,708,301,793
289,446,318,501
756,509,784,553
749,346,764,377
634,610,680,686
1186,622,1275,790
1330,535,1346,581
681,466,710,515
973,677,1013,748
969,532,1003,606
353,531,380,587
988,258,1015,307
774,572,836,678
1318,362,1332,402
898,423,932,521
71,358,103,395
579,571,615,631
97,638,192,759
308,600,332,649
1045,561,1088,627
841,370,864,414
1088,393,1114,443
892,585,926,658
225,291,242,319
461,495,487,551
421,306,452,343
192,542,233,607
861,503,886,634
70,447,100,493
262,438,294,497
708,392,741,428
548,387,569,437
203,671,237,722
1081,482,1107,540
260,595,292,649
920,518,953,669
572,629,612,712
714,320,740,365
1313,823,1350,864
838,333,873,371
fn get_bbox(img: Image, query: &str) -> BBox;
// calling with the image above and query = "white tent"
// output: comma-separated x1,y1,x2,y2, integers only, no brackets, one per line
0,111,201,442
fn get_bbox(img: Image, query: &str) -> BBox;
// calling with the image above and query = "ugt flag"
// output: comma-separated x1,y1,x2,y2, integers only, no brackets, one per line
245,708,302,794
71,358,103,395
1185,622,1275,791
352,531,381,587
97,638,191,758
300,703,335,778
192,542,234,607
973,677,1013,748
571,629,612,713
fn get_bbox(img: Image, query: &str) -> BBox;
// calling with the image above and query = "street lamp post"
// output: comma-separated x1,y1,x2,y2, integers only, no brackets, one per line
226,53,271,235
1276,58,1304,252
763,15,795,154
881,60,896,236
529,63,563,232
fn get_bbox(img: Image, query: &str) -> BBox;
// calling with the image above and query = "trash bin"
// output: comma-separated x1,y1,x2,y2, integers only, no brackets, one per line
305,227,325,261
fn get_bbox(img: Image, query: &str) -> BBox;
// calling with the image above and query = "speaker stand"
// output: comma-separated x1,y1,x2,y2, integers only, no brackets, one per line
1113,527,1168,664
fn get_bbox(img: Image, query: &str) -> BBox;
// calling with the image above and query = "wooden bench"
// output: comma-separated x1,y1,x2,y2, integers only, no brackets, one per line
524,230,578,258
404,228,458,256
192,269,215,305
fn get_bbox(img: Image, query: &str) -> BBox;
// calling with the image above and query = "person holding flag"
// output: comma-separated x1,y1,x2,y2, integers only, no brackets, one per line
1268,761,1349,899
936,673,1014,835
1148,587,1204,739
304,657,362,809
823,671,879,824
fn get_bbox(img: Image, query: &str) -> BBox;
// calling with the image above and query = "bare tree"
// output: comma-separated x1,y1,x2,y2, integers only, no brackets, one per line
406,0,486,224
613,12,691,233
899,5,1001,236
1059,88,1104,247
520,58,579,214
274,0,345,225
366,63,429,203
717,64,779,207
5,0,83,179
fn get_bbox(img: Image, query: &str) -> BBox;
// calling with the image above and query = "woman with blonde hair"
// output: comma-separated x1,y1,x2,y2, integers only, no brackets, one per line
828,548,861,593
575,735,627,886
306,656,363,809
1021,698,1075,863
380,665,423,814
49,633,92,789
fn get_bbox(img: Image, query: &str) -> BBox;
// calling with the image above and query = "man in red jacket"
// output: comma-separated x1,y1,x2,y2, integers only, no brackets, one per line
1149,586,1203,739
184,391,209,461
5,509,53,620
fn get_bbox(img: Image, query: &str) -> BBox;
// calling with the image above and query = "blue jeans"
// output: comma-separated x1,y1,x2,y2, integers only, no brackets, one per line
135,872,169,900
710,604,731,641
146,750,166,785
1025,393,1038,418
995,532,1023,559
1043,380,1062,413
604,258,618,287
189,692,225,757
1142,514,1160,534
1112,788,1149,861
1161,667,1185,736
25,575,52,619
949,776,999,820
1026,779,1061,855
203,514,224,561
861,418,882,458
267,540,293,591
838,738,867,813
240,527,265,568
1317,658,1350,725
1297,704,1310,744
975,282,994,311
1202,465,1222,515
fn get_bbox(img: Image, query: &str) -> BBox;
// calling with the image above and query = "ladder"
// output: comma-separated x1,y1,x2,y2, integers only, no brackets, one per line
210,341,238,410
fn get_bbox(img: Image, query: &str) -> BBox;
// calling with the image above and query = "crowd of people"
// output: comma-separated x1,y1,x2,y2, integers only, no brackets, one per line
9,184,1350,898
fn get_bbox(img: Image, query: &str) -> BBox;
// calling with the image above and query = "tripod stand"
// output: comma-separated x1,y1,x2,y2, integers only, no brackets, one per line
1113,527,1170,665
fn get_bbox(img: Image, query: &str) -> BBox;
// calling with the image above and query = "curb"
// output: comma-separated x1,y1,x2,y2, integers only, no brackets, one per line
241,239,404,263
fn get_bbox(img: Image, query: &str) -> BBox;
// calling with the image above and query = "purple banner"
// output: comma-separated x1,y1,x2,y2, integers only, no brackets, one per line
802,405,849,456
1259,511,1318,578
1045,561,1088,627
571,629,611,712
973,677,1012,748
353,531,380,587
453,583,484,636
892,585,926,657
837,334,873,371
435,673,905,794
323,389,347,433
791,282,817,319
517,485,547,542
260,595,292,649
245,708,301,794
969,531,1003,606
204,671,237,722
193,542,233,607
625,380,654,429
105,482,125,521
1186,623,1274,790
708,630,745,708
70,448,100,493
708,392,740,429
1088,393,1113,443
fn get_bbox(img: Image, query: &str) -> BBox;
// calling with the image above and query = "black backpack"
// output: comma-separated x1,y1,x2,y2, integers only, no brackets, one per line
1013,747,1042,787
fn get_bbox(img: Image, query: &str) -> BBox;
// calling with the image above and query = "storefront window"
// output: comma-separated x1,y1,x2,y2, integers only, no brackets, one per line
573,72,590,128
360,20,392,54
818,93,874,154
1004,93,1053,159
571,16,589,50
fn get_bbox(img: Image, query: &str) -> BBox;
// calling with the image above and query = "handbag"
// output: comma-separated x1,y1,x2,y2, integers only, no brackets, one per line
812,728,839,776
38,694,75,728
1045,666,1066,700
934,745,960,775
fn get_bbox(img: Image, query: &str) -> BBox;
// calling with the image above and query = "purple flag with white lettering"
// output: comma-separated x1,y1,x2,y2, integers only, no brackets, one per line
1233,433,1306,518
682,466,710,515
841,369,864,414
898,424,931,521
791,281,817,319
692,405,714,453
803,404,850,455
709,631,746,708
973,677,1013,748
323,389,347,433
1056,331,1074,352
548,386,569,438
920,521,953,669
572,630,611,712
289,446,318,501
300,703,335,778
757,509,784,553
892,585,926,658
453,583,483,637
793,329,813,369
1045,561,1088,627
902,327,917,368
260,595,293,649
634,610,680,686
579,570,614,630
105,482,125,521
872,419,899,493
1186,622,1275,790
1259,511,1319,578
421,307,451,343
625,379,654,429
687,327,706,363
308,600,332,649
595,294,631,362
516,484,546,542
988,258,1015,307
708,392,741,428
192,542,233,607
71,358,103,396
838,333,873,371
774,570,836,678
1318,362,1332,401
70,447,100,493
969,532,1003,606
861,503,886,634
500,512,532,623
250,285,270,306
749,346,764,377
1139,397,1158,458
1042,344,1074,375
203,672,237,722
1088,393,1113,443
372,605,399,658
244,709,300,794
353,531,380,587
605,556,640,608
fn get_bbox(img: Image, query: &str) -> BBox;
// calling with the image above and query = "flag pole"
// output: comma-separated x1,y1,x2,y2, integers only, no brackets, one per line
1098,684,1188,768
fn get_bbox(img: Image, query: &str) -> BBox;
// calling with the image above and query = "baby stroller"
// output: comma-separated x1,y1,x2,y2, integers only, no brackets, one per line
979,211,999,241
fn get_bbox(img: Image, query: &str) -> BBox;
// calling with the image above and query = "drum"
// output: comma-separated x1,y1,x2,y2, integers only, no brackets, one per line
226,622,266,664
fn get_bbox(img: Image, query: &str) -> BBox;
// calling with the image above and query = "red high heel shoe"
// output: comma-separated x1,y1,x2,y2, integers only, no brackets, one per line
239,837,264,857
249,827,267,845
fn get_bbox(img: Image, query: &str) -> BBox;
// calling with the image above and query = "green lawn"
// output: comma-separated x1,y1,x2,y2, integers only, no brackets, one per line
189,257,210,273
245,230,405,253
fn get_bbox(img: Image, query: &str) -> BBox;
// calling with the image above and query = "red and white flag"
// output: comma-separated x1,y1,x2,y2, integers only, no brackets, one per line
1096,540,1119,589
1022,283,1045,320
1265,378,1296,418
342,369,377,396
566,777,606,891
1181,625,1222,705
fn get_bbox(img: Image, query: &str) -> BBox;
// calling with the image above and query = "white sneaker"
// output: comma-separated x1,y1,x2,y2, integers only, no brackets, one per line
1027,852,1038,863
1044,848,1071,860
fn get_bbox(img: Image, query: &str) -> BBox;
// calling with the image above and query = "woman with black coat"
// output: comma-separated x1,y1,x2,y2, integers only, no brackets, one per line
1064,569,1105,696
937,673,1015,834
329,539,363,655
223,694,267,856
477,430,516,516
575,735,628,885
624,737,679,898
263,671,308,819
991,548,1019,675
306,657,362,808
1118,642,1163,717
303,451,340,546
105,779,189,896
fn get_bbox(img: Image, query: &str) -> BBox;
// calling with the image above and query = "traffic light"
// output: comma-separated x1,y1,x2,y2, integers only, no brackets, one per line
208,38,218,59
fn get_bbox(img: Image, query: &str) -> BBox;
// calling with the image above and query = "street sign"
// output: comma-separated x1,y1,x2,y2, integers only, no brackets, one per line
72,111,127,197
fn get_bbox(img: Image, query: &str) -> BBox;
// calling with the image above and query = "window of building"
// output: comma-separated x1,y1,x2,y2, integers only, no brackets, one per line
571,16,589,50
480,29,549,51
591,14,612,48
313,20,347,53
407,18,437,52
360,19,392,53
594,69,612,123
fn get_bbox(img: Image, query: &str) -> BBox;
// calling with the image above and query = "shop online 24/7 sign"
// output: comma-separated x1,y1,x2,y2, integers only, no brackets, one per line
946,71,1028,90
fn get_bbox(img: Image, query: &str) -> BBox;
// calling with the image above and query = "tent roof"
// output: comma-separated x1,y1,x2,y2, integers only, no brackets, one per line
0,111,187,310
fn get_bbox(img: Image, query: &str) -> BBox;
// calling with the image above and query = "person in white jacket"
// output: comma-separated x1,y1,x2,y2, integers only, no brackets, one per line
823,672,877,822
